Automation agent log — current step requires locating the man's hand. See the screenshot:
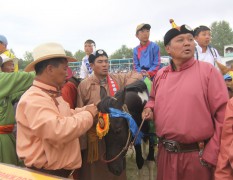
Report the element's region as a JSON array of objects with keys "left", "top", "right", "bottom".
[
  {"left": 142, "top": 107, "right": 153, "bottom": 121},
  {"left": 85, "top": 104, "right": 98, "bottom": 118},
  {"left": 141, "top": 70, "right": 150, "bottom": 78}
]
